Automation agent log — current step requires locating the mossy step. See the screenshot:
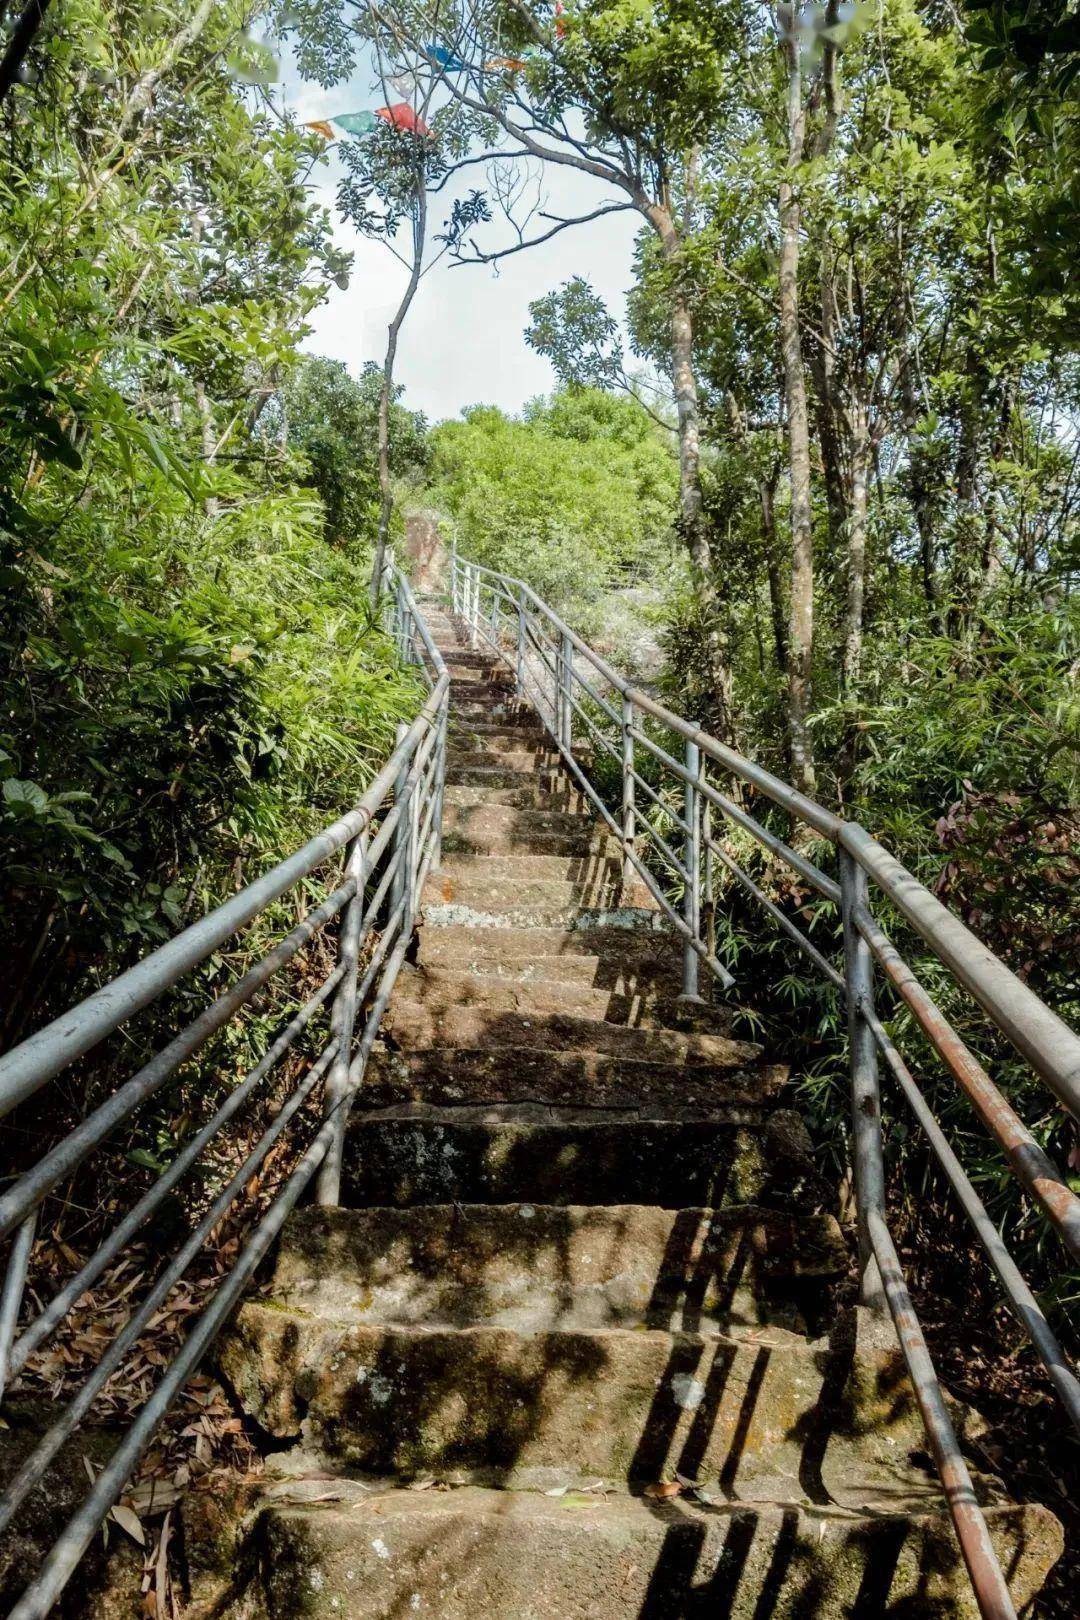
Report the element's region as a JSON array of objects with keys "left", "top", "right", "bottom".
[
  {"left": 225, "top": 1483, "right": 1063, "bottom": 1620},
  {"left": 390, "top": 963, "right": 732, "bottom": 1028},
  {"left": 362, "top": 1044, "right": 781, "bottom": 1114},
  {"left": 262, "top": 1203, "right": 847, "bottom": 1335},
  {"left": 443, "top": 782, "right": 589, "bottom": 810},
  {"left": 339, "top": 1104, "right": 819, "bottom": 1209},
  {"left": 381, "top": 1001, "right": 772, "bottom": 1074},
  {"left": 220, "top": 1305, "right": 947, "bottom": 1503}
]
